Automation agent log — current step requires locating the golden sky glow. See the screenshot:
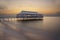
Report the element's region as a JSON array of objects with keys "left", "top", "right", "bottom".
[{"left": 0, "top": 0, "right": 60, "bottom": 14}]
